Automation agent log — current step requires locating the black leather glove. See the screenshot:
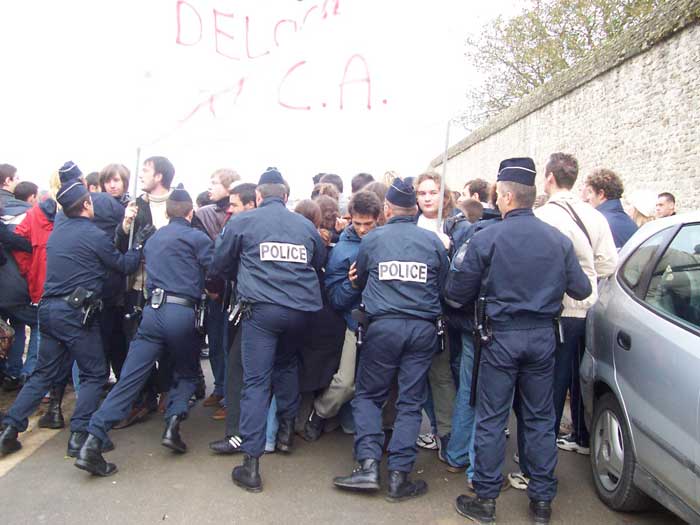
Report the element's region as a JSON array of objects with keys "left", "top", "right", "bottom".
[{"left": 133, "top": 224, "right": 157, "bottom": 250}]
